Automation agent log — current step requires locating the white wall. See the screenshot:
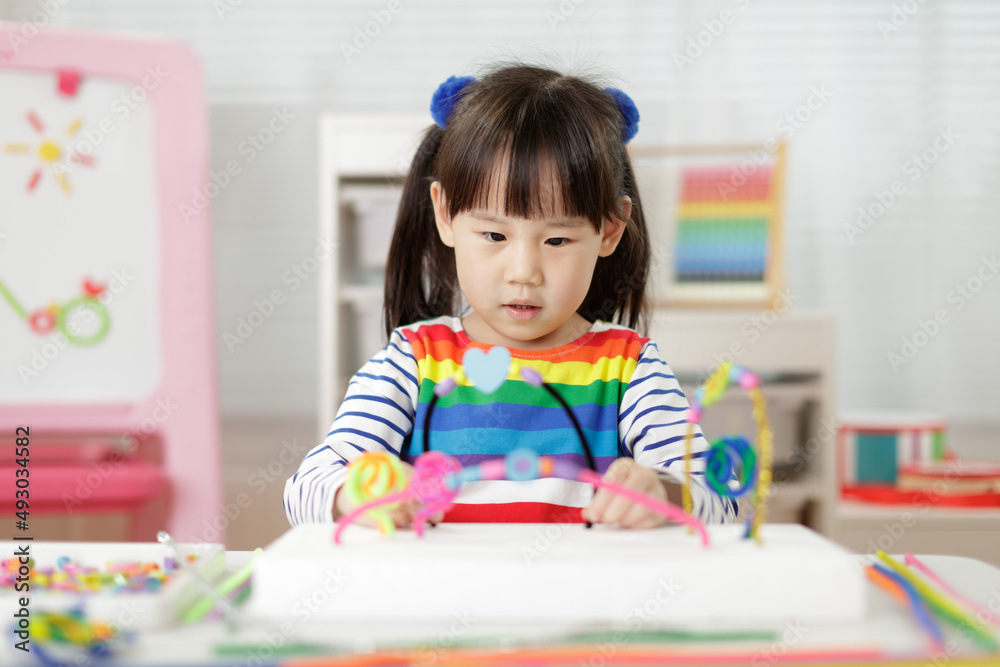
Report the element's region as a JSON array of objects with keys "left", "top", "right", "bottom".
[{"left": 6, "top": 1, "right": 998, "bottom": 454}]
